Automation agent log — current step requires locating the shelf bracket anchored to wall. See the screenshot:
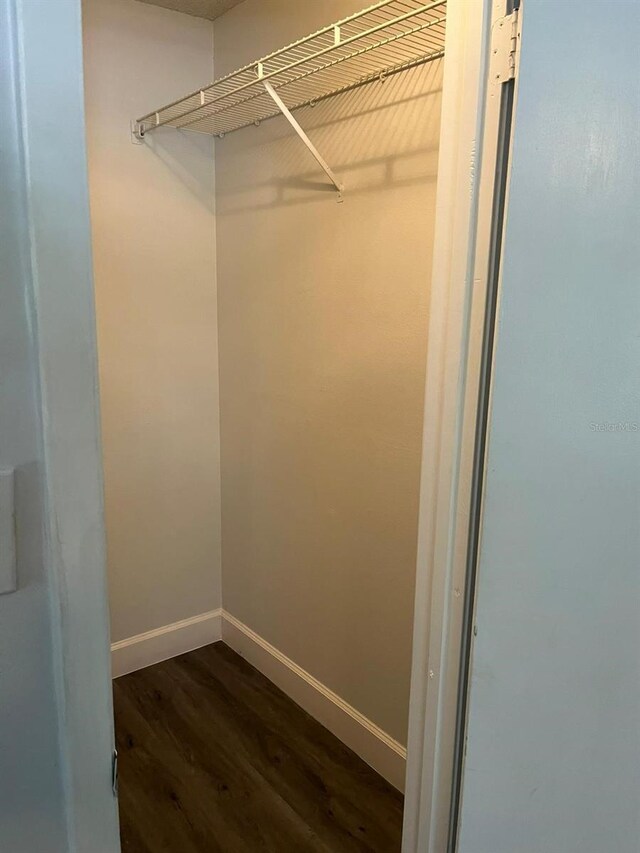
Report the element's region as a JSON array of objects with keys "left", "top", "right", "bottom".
[{"left": 262, "top": 81, "right": 344, "bottom": 201}]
